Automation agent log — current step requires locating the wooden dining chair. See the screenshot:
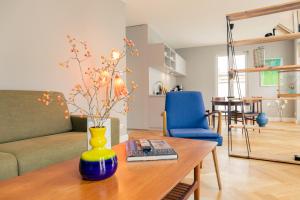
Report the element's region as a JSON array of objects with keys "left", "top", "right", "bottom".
[
  {"left": 212, "top": 97, "right": 227, "bottom": 126},
  {"left": 234, "top": 98, "right": 262, "bottom": 131}
]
